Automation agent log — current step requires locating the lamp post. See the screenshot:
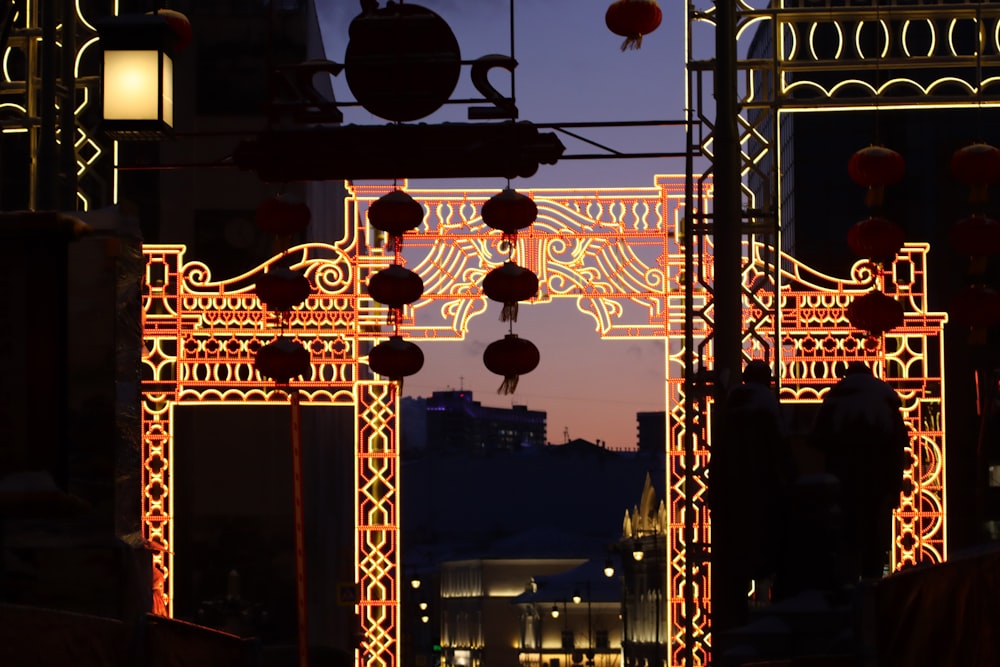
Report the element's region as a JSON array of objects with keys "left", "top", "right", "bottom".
[{"left": 571, "top": 582, "right": 594, "bottom": 666}]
